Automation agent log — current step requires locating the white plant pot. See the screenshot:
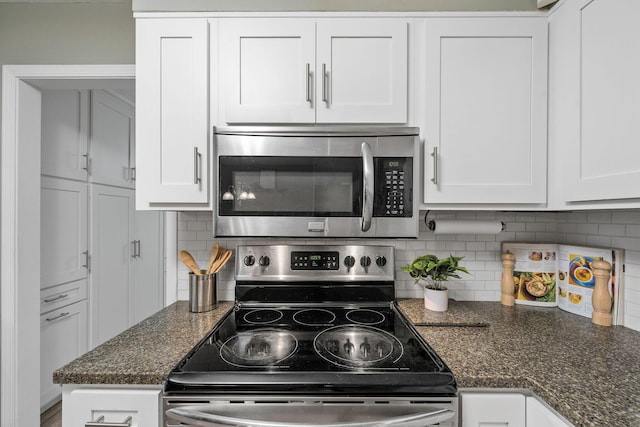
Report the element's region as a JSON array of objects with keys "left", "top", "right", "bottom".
[{"left": 424, "top": 286, "right": 449, "bottom": 312}]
